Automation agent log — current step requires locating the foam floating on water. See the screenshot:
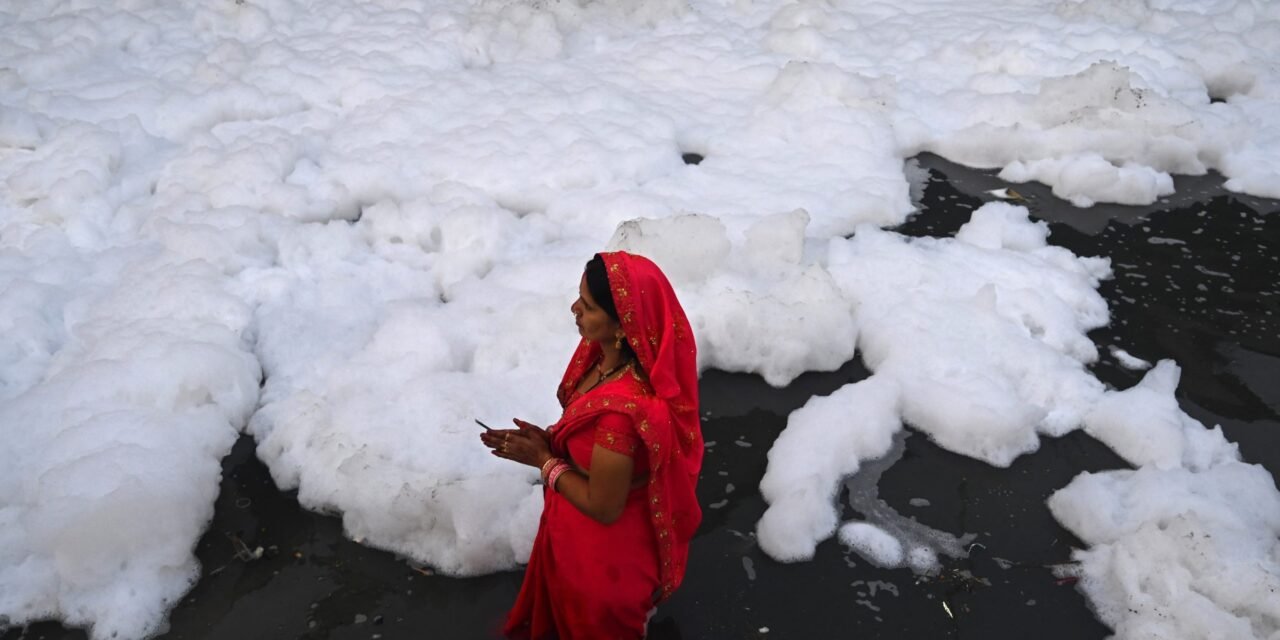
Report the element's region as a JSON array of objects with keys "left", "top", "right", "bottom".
[{"left": 2, "top": 0, "right": 1280, "bottom": 638}]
